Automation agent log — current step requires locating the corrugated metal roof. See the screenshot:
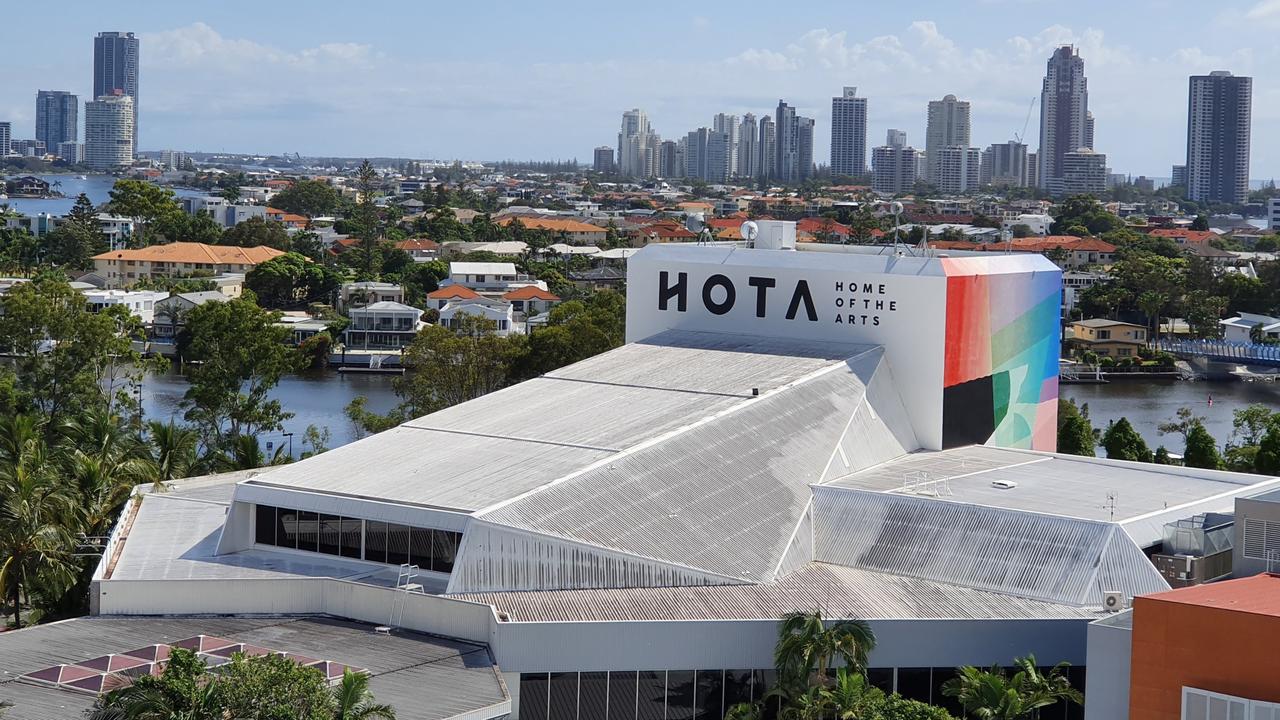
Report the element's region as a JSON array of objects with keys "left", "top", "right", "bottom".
[
  {"left": 825, "top": 445, "right": 1277, "bottom": 541},
  {"left": 244, "top": 330, "right": 876, "bottom": 512},
  {"left": 812, "top": 486, "right": 1169, "bottom": 607},
  {"left": 0, "top": 617, "right": 507, "bottom": 720},
  {"left": 476, "top": 348, "right": 917, "bottom": 584},
  {"left": 455, "top": 562, "right": 1103, "bottom": 622}
]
